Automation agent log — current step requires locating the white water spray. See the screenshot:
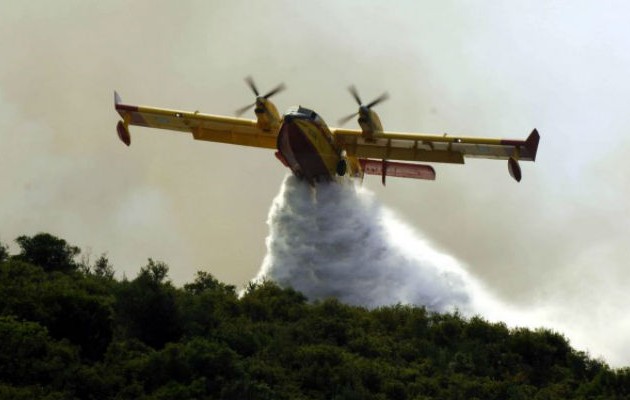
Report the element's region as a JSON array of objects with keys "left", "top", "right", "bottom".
[
  {"left": 253, "top": 175, "right": 630, "bottom": 366},
  {"left": 256, "top": 175, "right": 488, "bottom": 314}
]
